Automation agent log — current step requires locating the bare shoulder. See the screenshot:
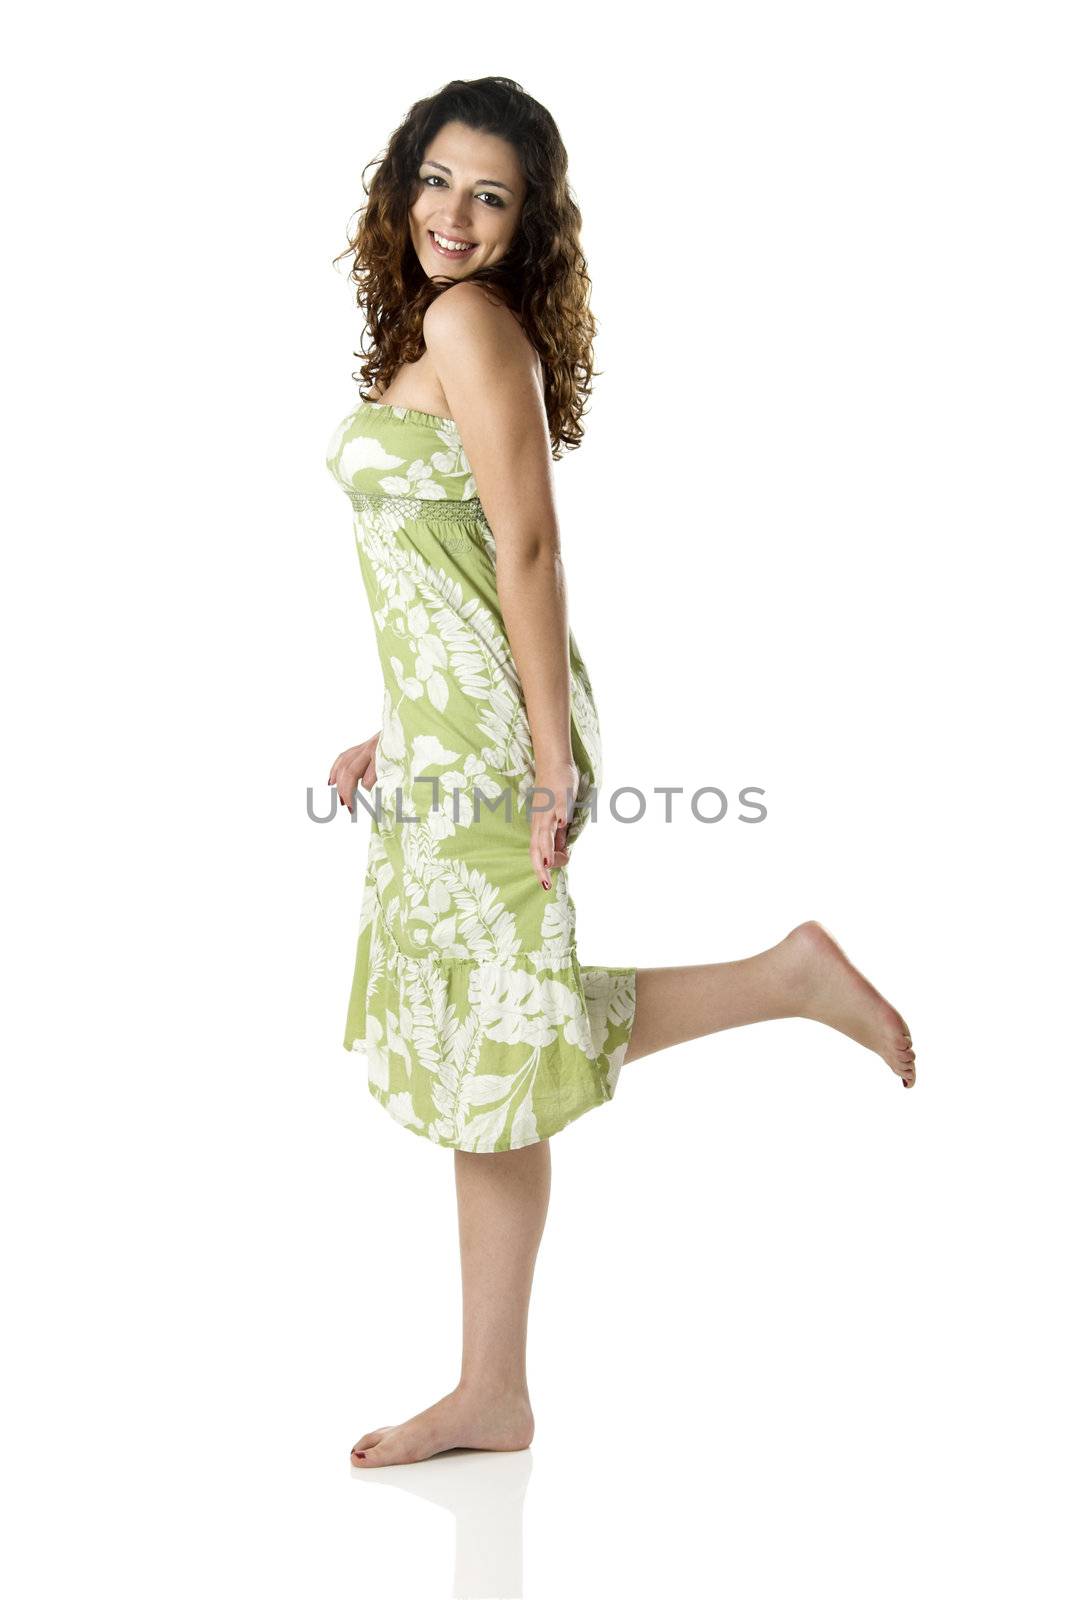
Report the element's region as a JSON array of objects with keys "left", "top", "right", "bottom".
[{"left": 424, "top": 281, "right": 534, "bottom": 367}]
